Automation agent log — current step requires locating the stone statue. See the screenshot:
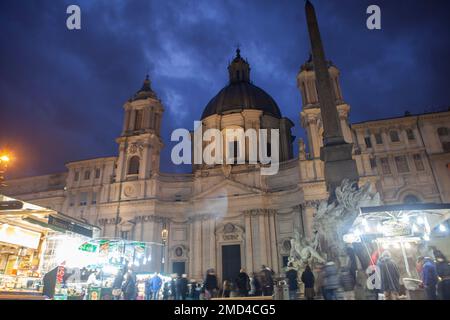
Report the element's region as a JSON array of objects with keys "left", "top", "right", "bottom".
[{"left": 289, "top": 179, "right": 380, "bottom": 269}]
